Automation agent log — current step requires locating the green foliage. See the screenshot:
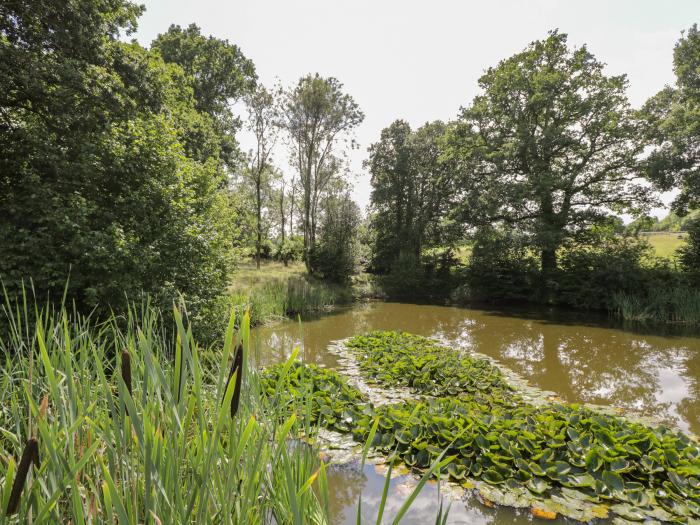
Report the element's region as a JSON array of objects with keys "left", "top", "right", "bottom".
[
  {"left": 345, "top": 332, "right": 513, "bottom": 399},
  {"left": 261, "top": 362, "right": 367, "bottom": 434},
  {"left": 613, "top": 287, "right": 700, "bottom": 324},
  {"left": 0, "top": 4, "right": 250, "bottom": 341},
  {"left": 463, "top": 227, "right": 539, "bottom": 303},
  {"left": 310, "top": 194, "right": 361, "bottom": 283},
  {"left": 367, "top": 120, "right": 458, "bottom": 274},
  {"left": 275, "top": 236, "right": 305, "bottom": 265},
  {"left": 642, "top": 24, "right": 700, "bottom": 213},
  {"left": 231, "top": 277, "right": 345, "bottom": 326},
  {"left": 556, "top": 234, "right": 661, "bottom": 310},
  {"left": 679, "top": 217, "right": 700, "bottom": 286},
  {"left": 280, "top": 74, "right": 364, "bottom": 272},
  {"left": 445, "top": 31, "right": 652, "bottom": 290},
  {"left": 265, "top": 332, "right": 700, "bottom": 523}
]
